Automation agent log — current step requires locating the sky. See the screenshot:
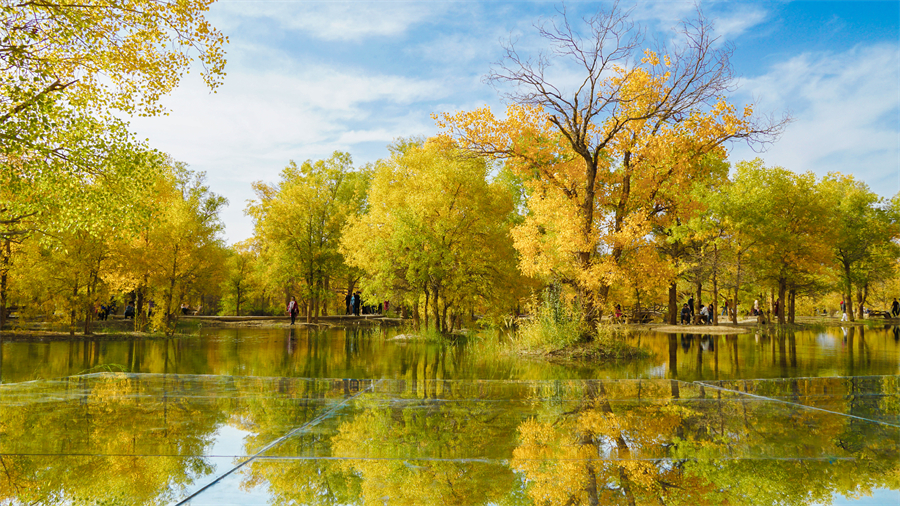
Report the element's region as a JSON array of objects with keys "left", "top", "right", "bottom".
[{"left": 126, "top": 0, "right": 900, "bottom": 244}]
